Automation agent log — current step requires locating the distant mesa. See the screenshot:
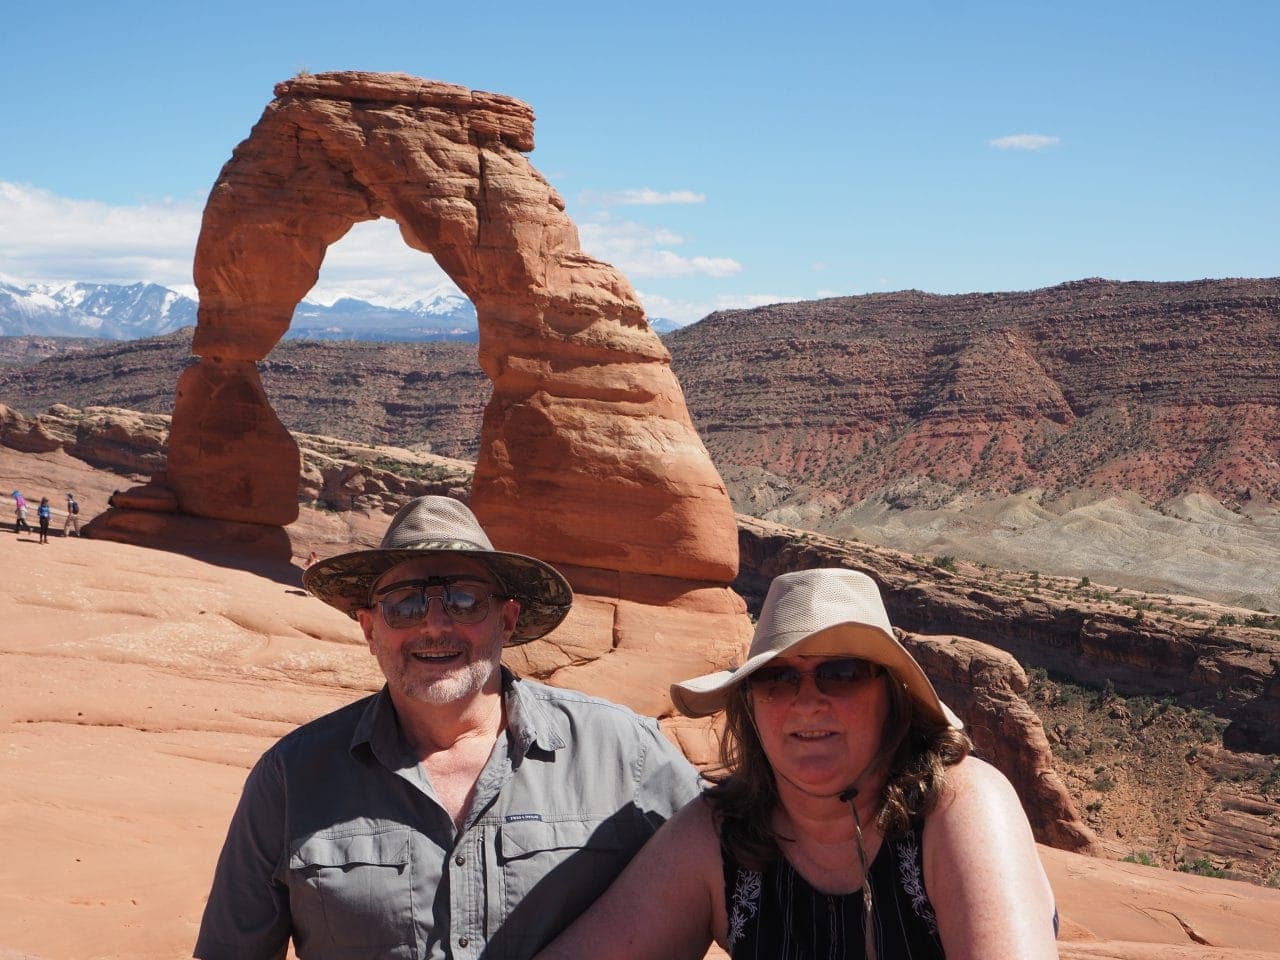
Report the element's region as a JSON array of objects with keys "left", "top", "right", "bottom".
[{"left": 89, "top": 71, "right": 751, "bottom": 707}]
